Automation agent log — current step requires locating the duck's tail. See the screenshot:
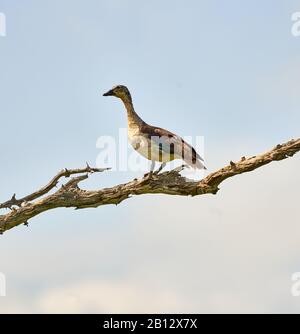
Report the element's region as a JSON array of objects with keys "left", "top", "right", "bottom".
[{"left": 184, "top": 157, "right": 207, "bottom": 170}]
